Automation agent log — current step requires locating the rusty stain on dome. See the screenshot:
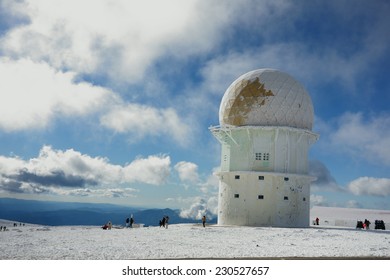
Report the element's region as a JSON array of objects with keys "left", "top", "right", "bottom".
[{"left": 223, "top": 77, "right": 274, "bottom": 126}]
